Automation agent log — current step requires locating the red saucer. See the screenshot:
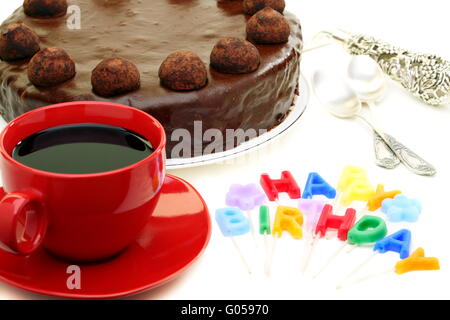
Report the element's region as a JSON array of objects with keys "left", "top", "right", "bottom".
[{"left": 0, "top": 174, "right": 211, "bottom": 299}]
